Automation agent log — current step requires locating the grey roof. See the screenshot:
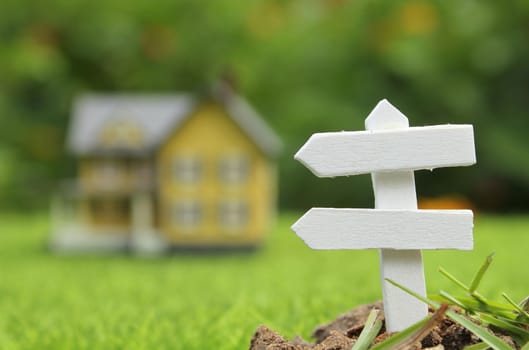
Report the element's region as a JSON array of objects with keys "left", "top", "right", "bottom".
[
  {"left": 223, "top": 94, "right": 282, "bottom": 157},
  {"left": 67, "top": 93, "right": 282, "bottom": 157}
]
